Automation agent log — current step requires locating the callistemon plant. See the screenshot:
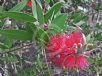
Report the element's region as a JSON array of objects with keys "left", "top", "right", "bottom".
[{"left": 46, "top": 31, "right": 89, "bottom": 70}]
